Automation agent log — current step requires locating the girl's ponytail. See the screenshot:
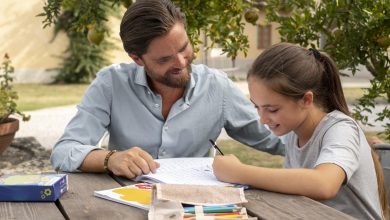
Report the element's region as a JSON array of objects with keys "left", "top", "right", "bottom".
[{"left": 309, "top": 49, "right": 350, "bottom": 116}]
